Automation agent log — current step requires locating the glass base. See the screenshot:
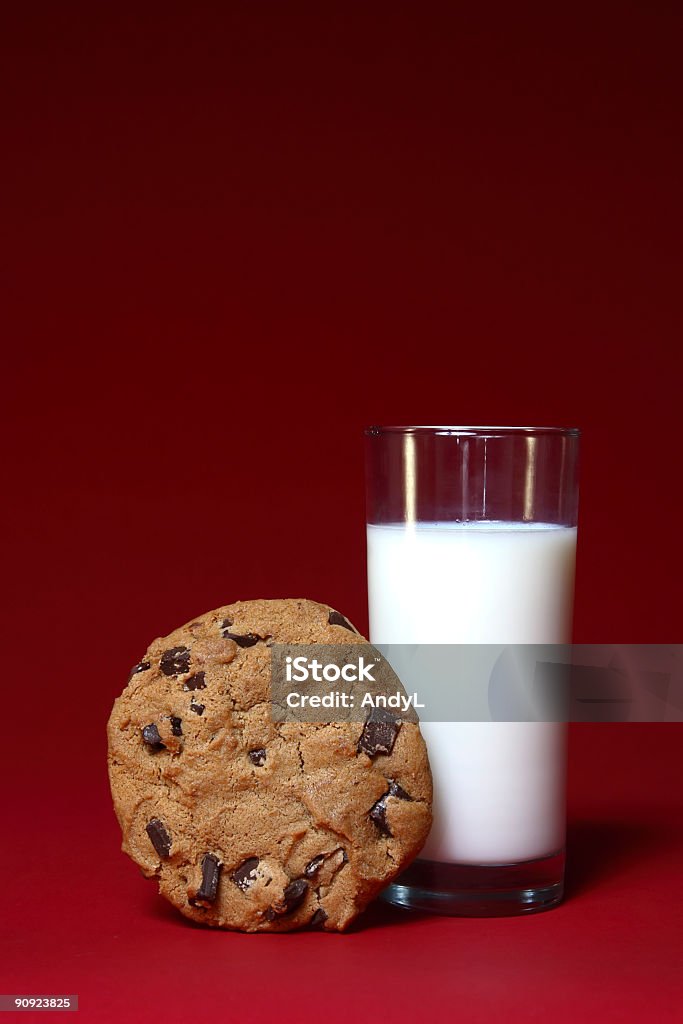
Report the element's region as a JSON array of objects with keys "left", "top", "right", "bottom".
[{"left": 381, "top": 849, "right": 565, "bottom": 917}]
